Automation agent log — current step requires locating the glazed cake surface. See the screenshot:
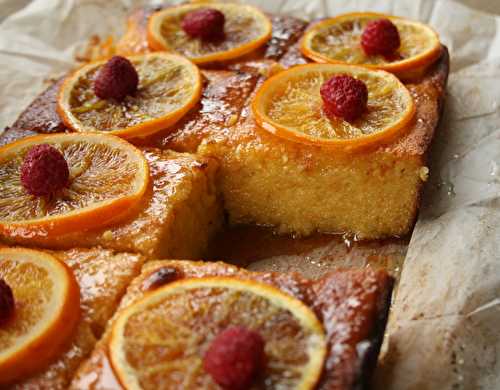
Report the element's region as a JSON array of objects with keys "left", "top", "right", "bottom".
[
  {"left": 0, "top": 10, "right": 448, "bottom": 239},
  {"left": 162, "top": 11, "right": 448, "bottom": 238},
  {"left": 0, "top": 8, "right": 446, "bottom": 390},
  {"left": 0, "top": 148, "right": 222, "bottom": 260},
  {"left": 5, "top": 247, "right": 144, "bottom": 390},
  {"left": 71, "top": 260, "right": 393, "bottom": 390}
]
